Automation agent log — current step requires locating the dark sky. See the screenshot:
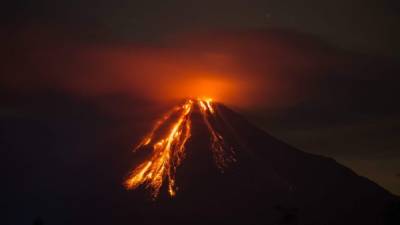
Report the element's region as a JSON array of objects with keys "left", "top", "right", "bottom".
[
  {"left": 3, "top": 0, "right": 400, "bottom": 57},
  {"left": 1, "top": 0, "right": 400, "bottom": 198}
]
